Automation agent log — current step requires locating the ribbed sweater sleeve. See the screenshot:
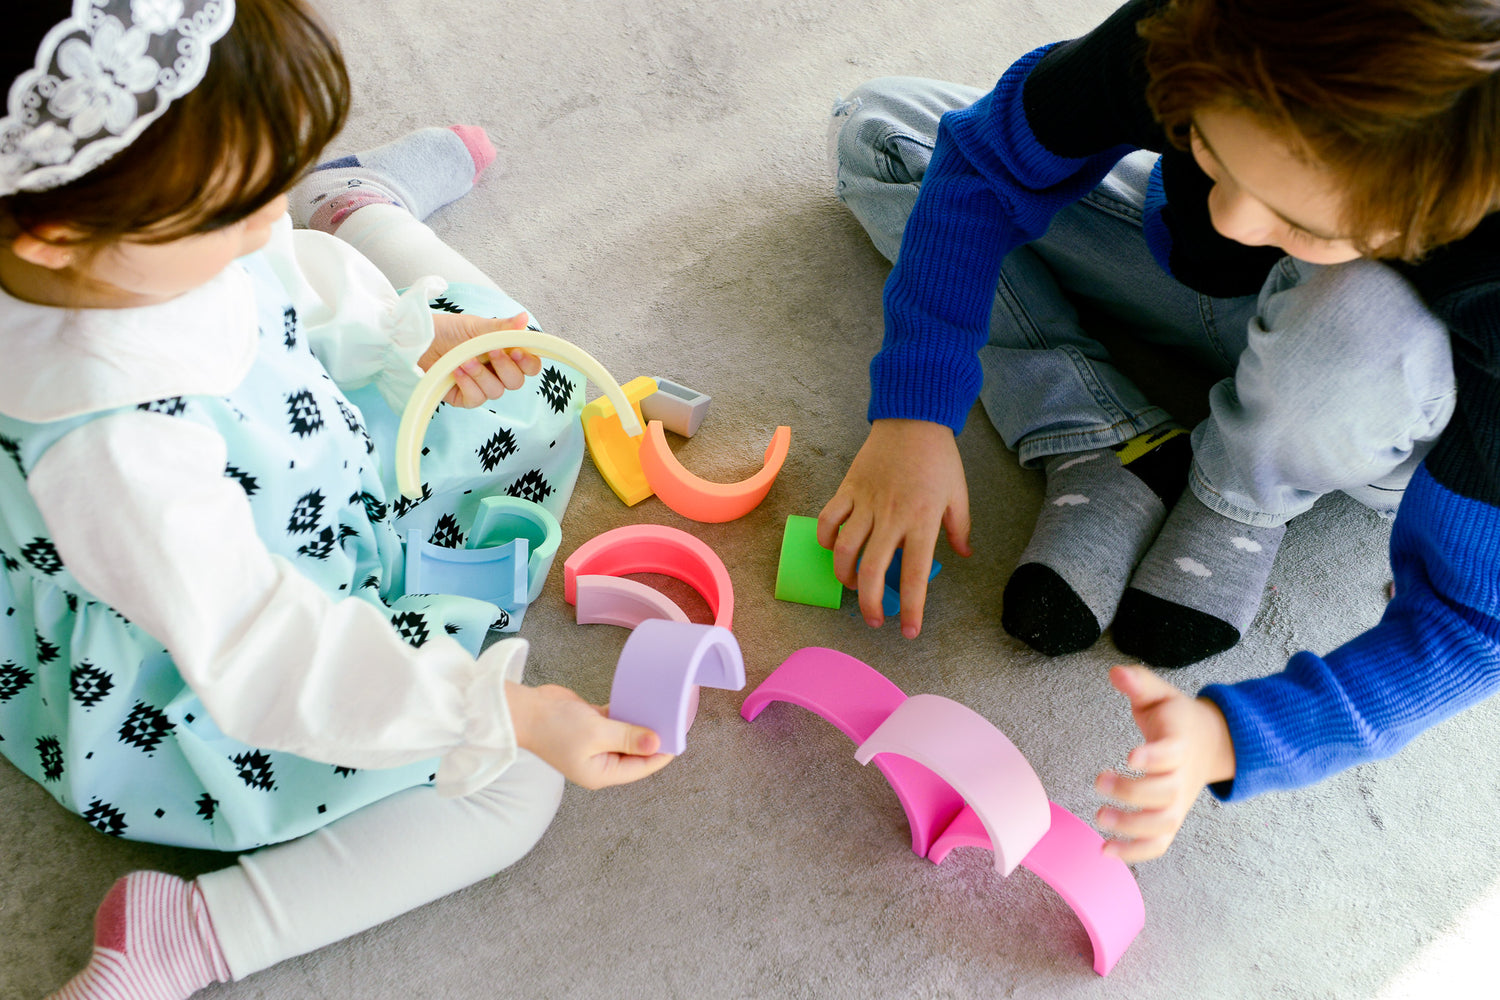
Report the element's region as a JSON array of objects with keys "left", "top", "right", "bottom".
[{"left": 867, "top": 43, "right": 1134, "bottom": 431}]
